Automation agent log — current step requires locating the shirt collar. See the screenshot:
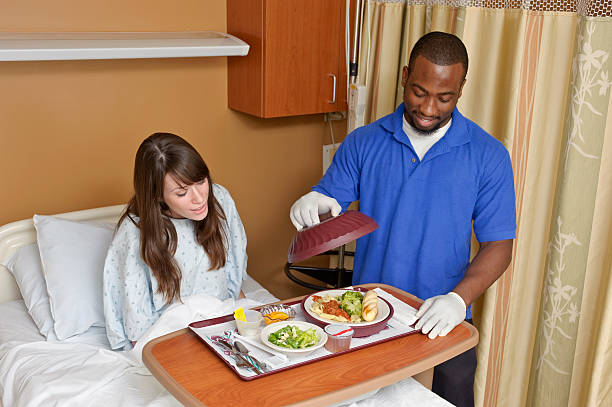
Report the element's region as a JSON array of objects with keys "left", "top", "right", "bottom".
[{"left": 382, "top": 104, "right": 471, "bottom": 148}]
